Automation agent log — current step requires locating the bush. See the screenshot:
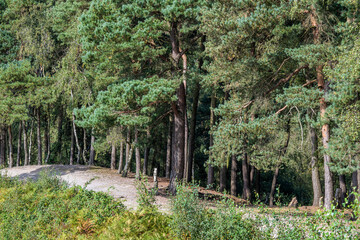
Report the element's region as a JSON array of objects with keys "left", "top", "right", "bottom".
[{"left": 170, "top": 183, "right": 260, "bottom": 240}]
